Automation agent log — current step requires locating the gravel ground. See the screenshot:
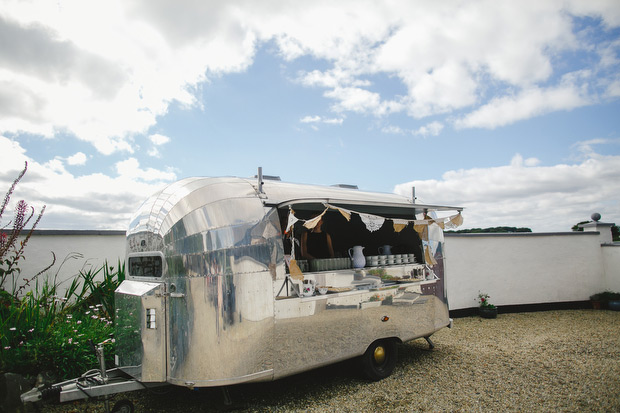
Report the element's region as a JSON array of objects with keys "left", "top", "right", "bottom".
[{"left": 39, "top": 310, "right": 620, "bottom": 412}]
